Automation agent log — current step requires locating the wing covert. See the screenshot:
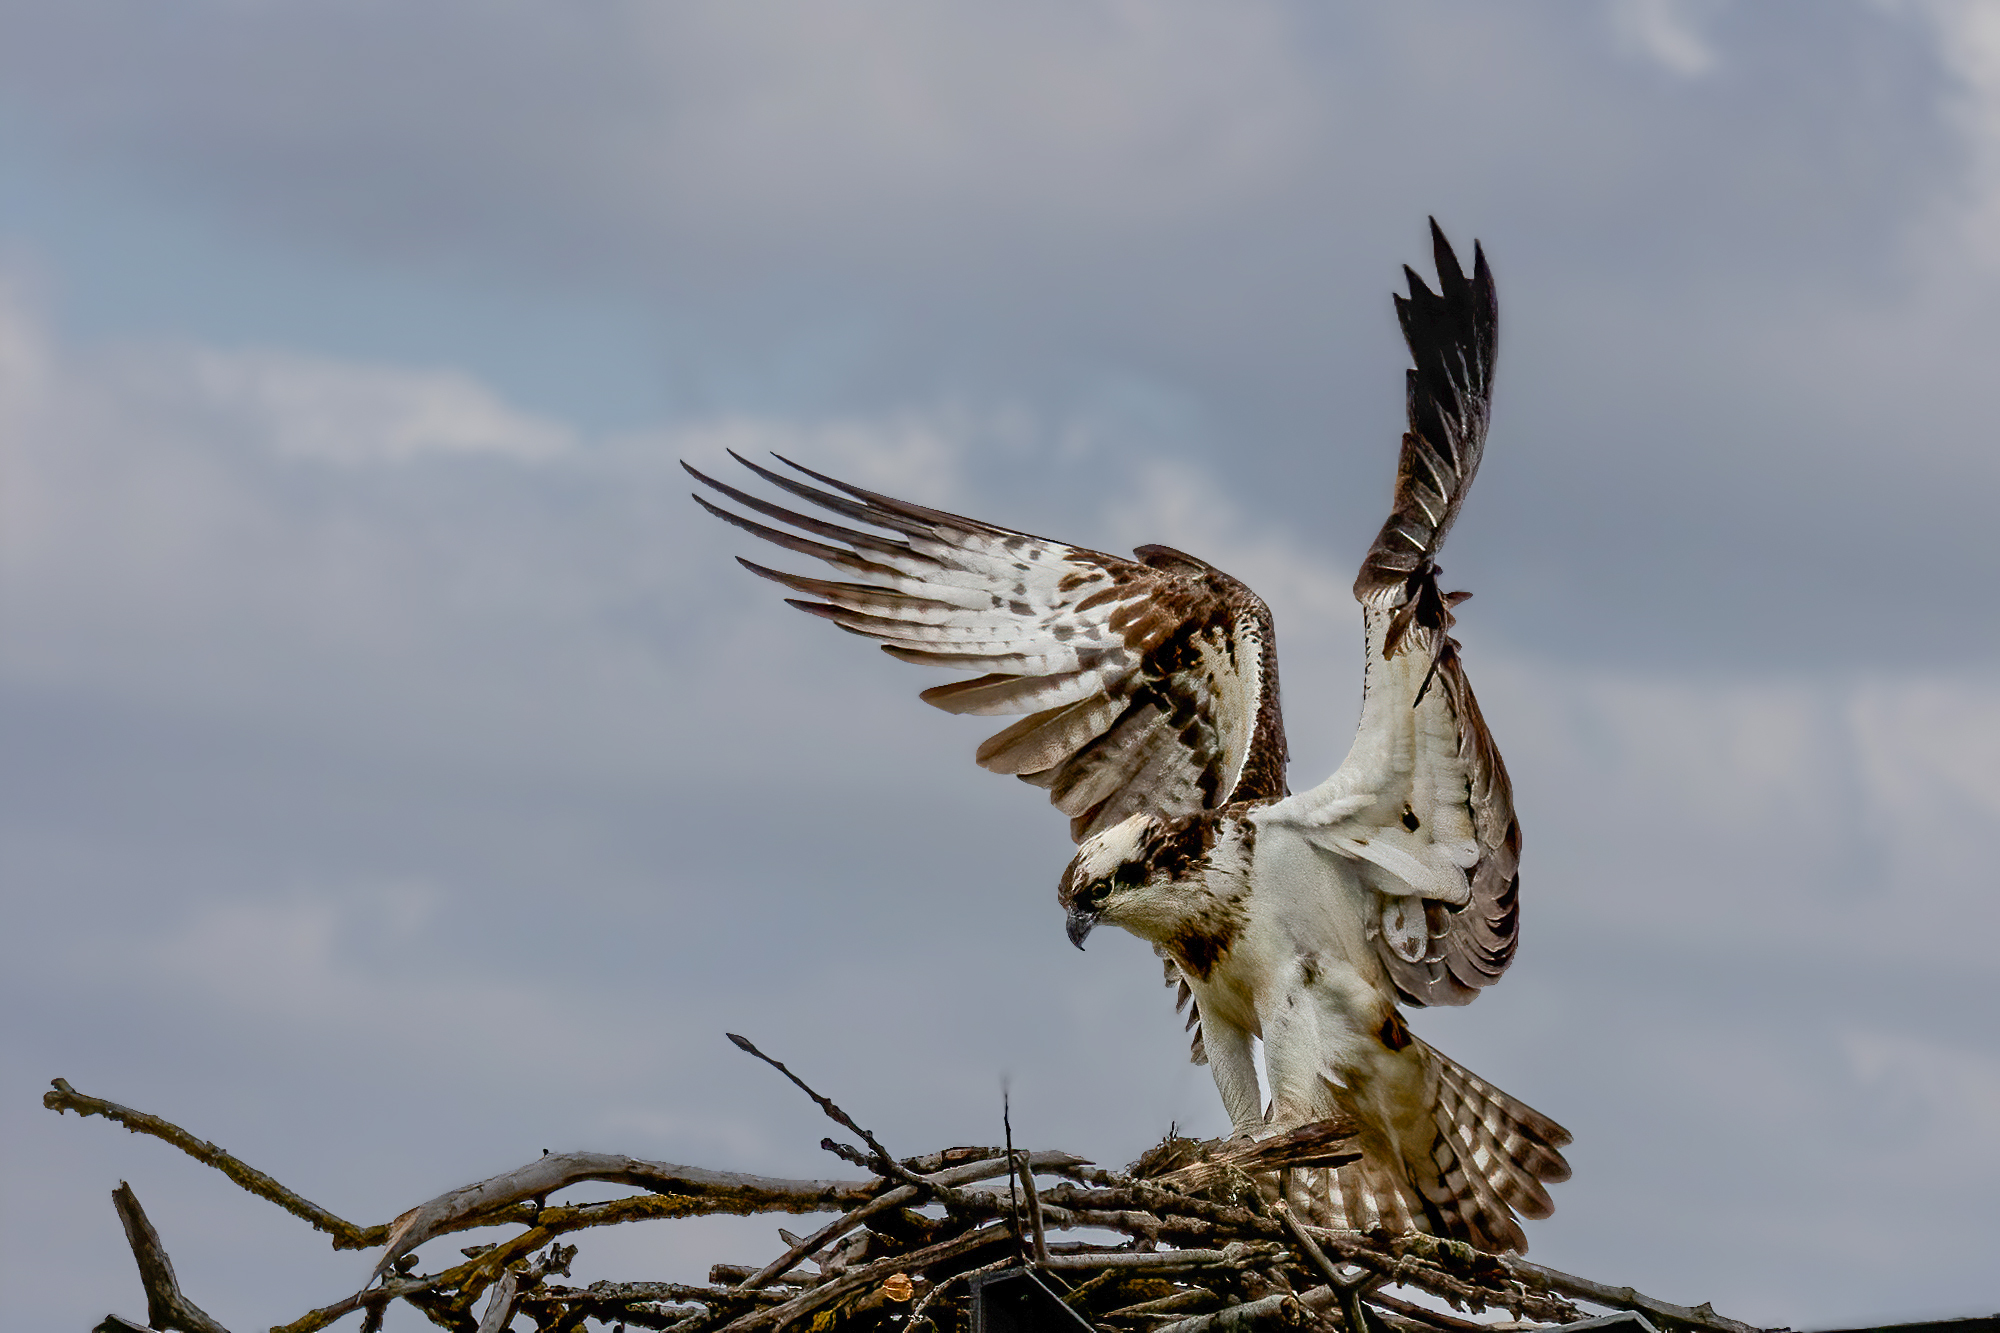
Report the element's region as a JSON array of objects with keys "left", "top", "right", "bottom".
[{"left": 687, "top": 453, "right": 1287, "bottom": 842}]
